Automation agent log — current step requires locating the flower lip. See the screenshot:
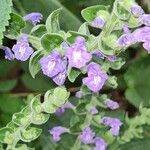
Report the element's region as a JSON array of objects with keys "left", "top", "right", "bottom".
[
  {"left": 91, "top": 16, "right": 105, "bottom": 29},
  {"left": 130, "top": 5, "right": 144, "bottom": 17},
  {"left": 23, "top": 12, "right": 43, "bottom": 26},
  {"left": 49, "top": 126, "right": 69, "bottom": 142},
  {"left": 3, "top": 47, "right": 15, "bottom": 61},
  {"left": 12, "top": 34, "right": 33, "bottom": 61},
  {"left": 80, "top": 127, "right": 95, "bottom": 144},
  {"left": 83, "top": 63, "right": 108, "bottom": 92},
  {"left": 65, "top": 36, "right": 92, "bottom": 68}
]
